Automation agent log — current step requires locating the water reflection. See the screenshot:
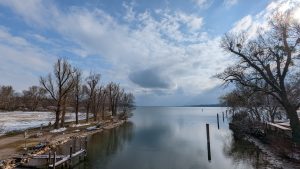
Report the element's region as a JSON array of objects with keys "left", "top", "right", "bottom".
[
  {"left": 223, "top": 139, "right": 271, "bottom": 169},
  {"left": 73, "top": 107, "right": 270, "bottom": 169},
  {"left": 83, "top": 122, "right": 134, "bottom": 169}
]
